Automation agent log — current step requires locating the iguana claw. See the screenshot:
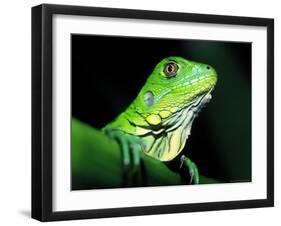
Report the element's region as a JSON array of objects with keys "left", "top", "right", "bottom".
[{"left": 180, "top": 155, "right": 199, "bottom": 184}]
